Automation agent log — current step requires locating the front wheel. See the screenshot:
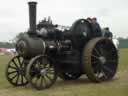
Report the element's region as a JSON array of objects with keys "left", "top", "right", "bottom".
[
  {"left": 6, "top": 56, "right": 28, "bottom": 86},
  {"left": 26, "top": 55, "right": 57, "bottom": 90}
]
